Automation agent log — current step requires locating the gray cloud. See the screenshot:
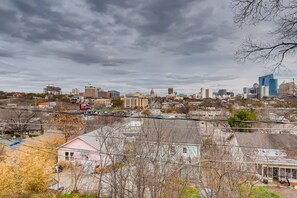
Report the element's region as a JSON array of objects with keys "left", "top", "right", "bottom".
[
  {"left": 0, "top": 48, "right": 14, "bottom": 57},
  {"left": 0, "top": 0, "right": 293, "bottom": 93}
]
